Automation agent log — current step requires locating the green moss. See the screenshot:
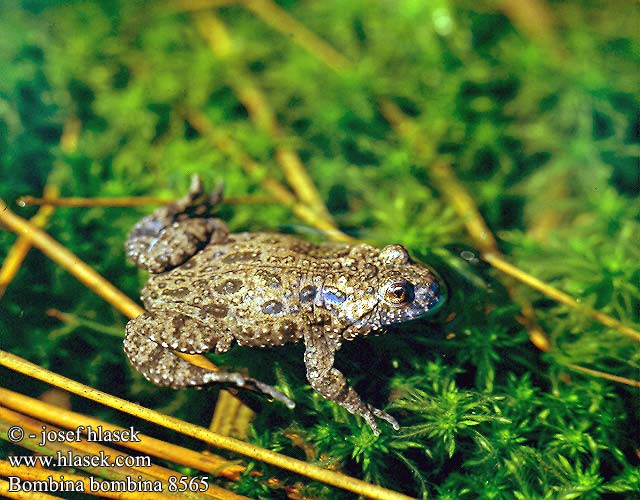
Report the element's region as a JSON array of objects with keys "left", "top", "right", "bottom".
[{"left": 1, "top": 1, "right": 637, "bottom": 498}]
